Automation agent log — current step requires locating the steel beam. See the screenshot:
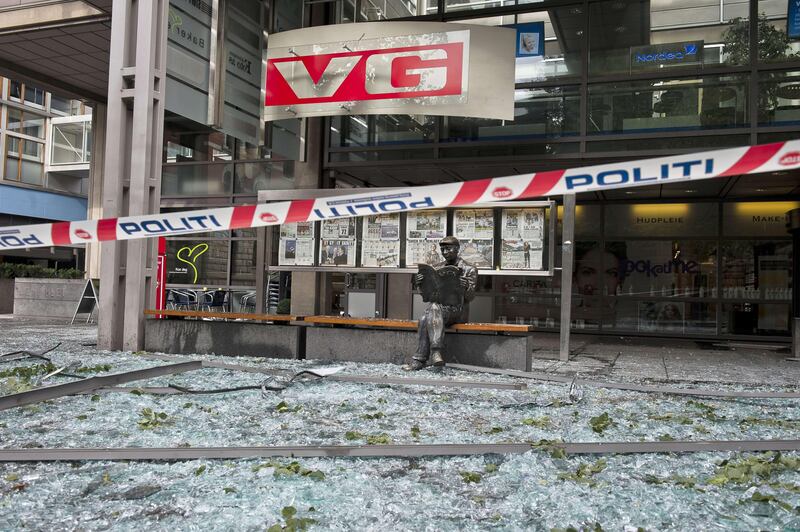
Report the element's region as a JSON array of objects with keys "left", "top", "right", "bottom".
[
  {"left": 449, "top": 363, "right": 800, "bottom": 399},
  {"left": 0, "top": 361, "right": 201, "bottom": 410},
  {"left": 1, "top": 439, "right": 798, "bottom": 461}
]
